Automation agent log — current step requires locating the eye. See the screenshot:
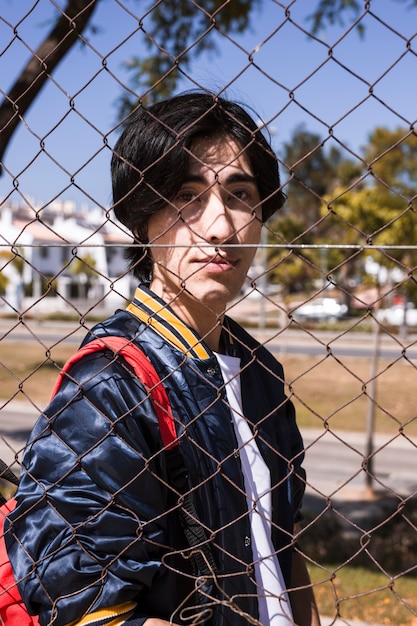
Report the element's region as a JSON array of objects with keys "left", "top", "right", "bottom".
[
  {"left": 232, "top": 189, "right": 248, "bottom": 201},
  {"left": 178, "top": 192, "right": 195, "bottom": 203},
  {"left": 227, "top": 186, "right": 258, "bottom": 208},
  {"left": 173, "top": 187, "right": 201, "bottom": 207}
]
